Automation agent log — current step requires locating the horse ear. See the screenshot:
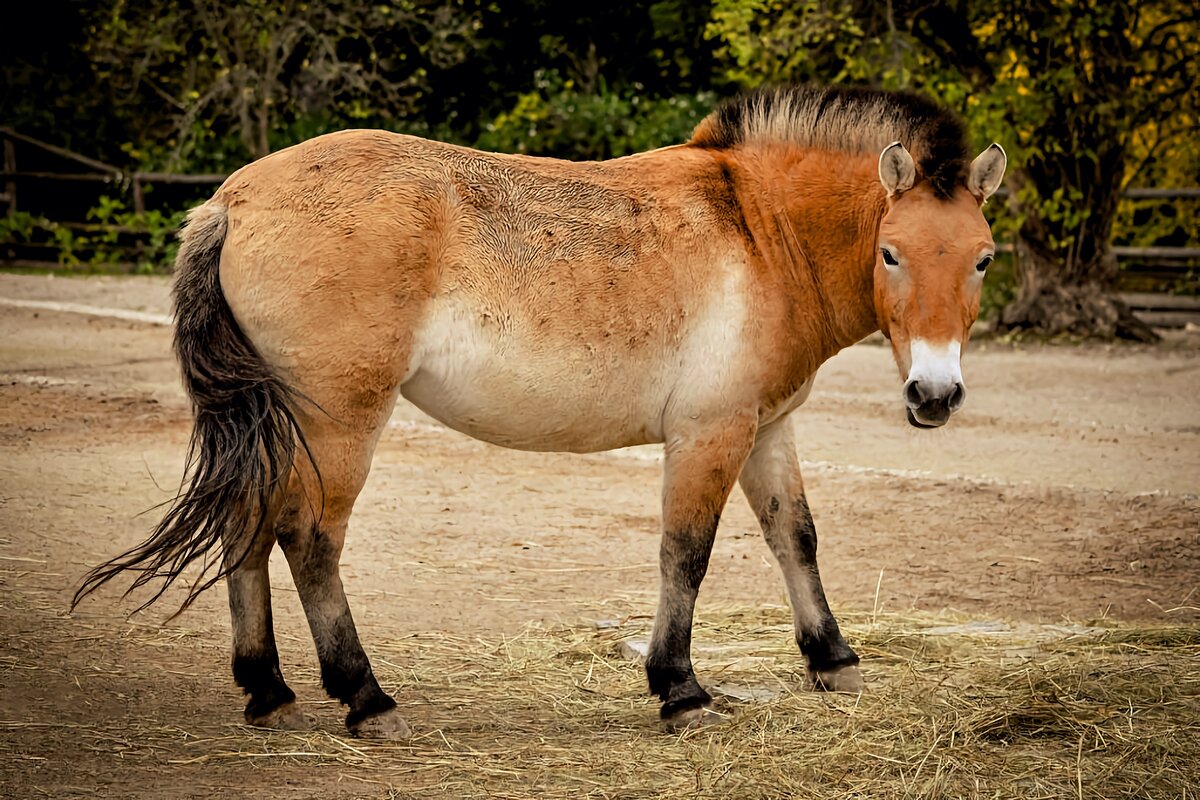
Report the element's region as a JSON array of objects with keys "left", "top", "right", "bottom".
[
  {"left": 878, "top": 142, "right": 916, "bottom": 197},
  {"left": 968, "top": 143, "right": 1007, "bottom": 201}
]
